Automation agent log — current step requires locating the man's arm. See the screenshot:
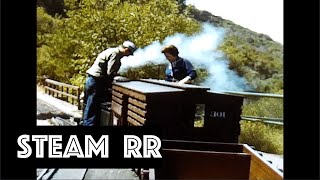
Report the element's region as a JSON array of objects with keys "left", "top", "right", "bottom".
[
  {"left": 184, "top": 60, "right": 197, "bottom": 79},
  {"left": 178, "top": 60, "right": 197, "bottom": 84},
  {"left": 106, "top": 53, "right": 120, "bottom": 76}
]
